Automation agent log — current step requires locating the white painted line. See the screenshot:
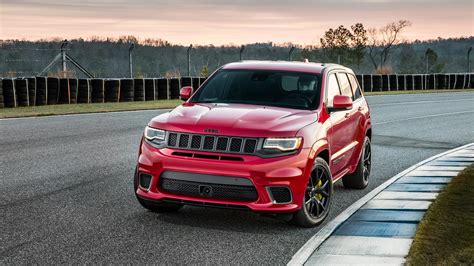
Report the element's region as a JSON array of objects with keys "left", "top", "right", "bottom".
[
  {"left": 426, "top": 161, "right": 472, "bottom": 166},
  {"left": 314, "top": 236, "right": 413, "bottom": 257},
  {"left": 372, "top": 110, "right": 474, "bottom": 126},
  {"left": 370, "top": 98, "right": 473, "bottom": 107},
  {"left": 407, "top": 170, "right": 459, "bottom": 177},
  {"left": 374, "top": 191, "right": 438, "bottom": 201},
  {"left": 416, "top": 165, "right": 466, "bottom": 171},
  {"left": 434, "top": 157, "right": 474, "bottom": 162},
  {"left": 305, "top": 254, "right": 406, "bottom": 265},
  {"left": 288, "top": 143, "right": 474, "bottom": 266},
  {"left": 396, "top": 176, "right": 452, "bottom": 184},
  {"left": 362, "top": 199, "right": 432, "bottom": 210}
]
